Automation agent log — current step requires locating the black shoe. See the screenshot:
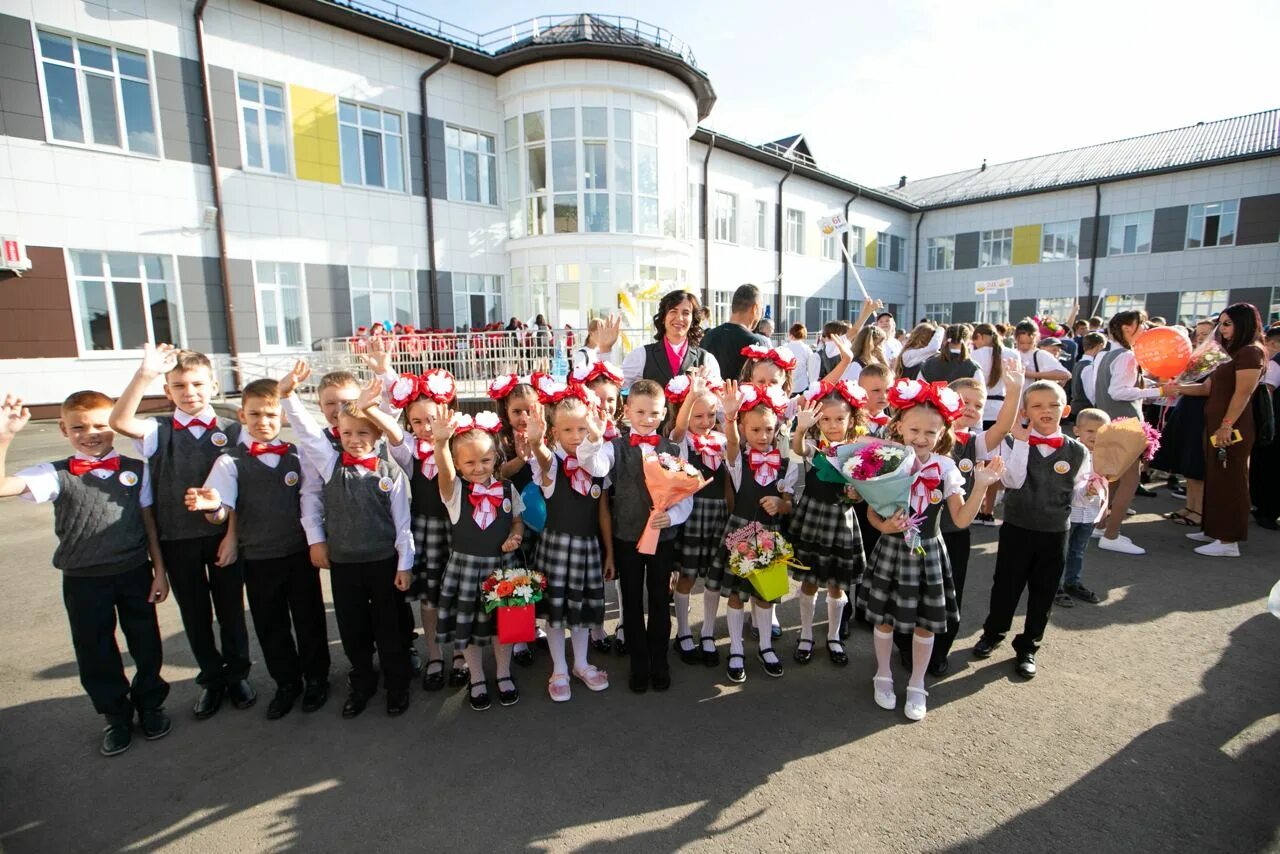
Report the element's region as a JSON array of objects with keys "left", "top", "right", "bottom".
[
  {"left": 591, "top": 635, "right": 613, "bottom": 653},
  {"left": 301, "top": 679, "right": 329, "bottom": 713},
  {"left": 1015, "top": 650, "right": 1037, "bottom": 679},
  {"left": 1054, "top": 590, "right": 1075, "bottom": 608},
  {"left": 928, "top": 657, "right": 950, "bottom": 678},
  {"left": 421, "top": 659, "right": 446, "bottom": 691},
  {"left": 468, "top": 681, "right": 491, "bottom": 711},
  {"left": 447, "top": 656, "right": 469, "bottom": 688},
  {"left": 700, "top": 637, "right": 720, "bottom": 667},
  {"left": 1135, "top": 484, "right": 1157, "bottom": 498},
  {"left": 614, "top": 632, "right": 628, "bottom": 656},
  {"left": 409, "top": 647, "right": 422, "bottom": 676},
  {"left": 386, "top": 689, "right": 410, "bottom": 716},
  {"left": 826, "top": 640, "right": 849, "bottom": 667},
  {"left": 193, "top": 686, "right": 224, "bottom": 720},
  {"left": 1171, "top": 485, "right": 1187, "bottom": 498},
  {"left": 266, "top": 684, "right": 302, "bottom": 720},
  {"left": 101, "top": 722, "right": 132, "bottom": 757},
  {"left": 512, "top": 647, "right": 534, "bottom": 667},
  {"left": 674, "top": 635, "right": 699, "bottom": 666},
  {"left": 972, "top": 636, "right": 1001, "bottom": 659},
  {"left": 497, "top": 676, "right": 520, "bottom": 707},
  {"left": 341, "top": 691, "right": 369, "bottom": 719},
  {"left": 725, "top": 653, "right": 746, "bottom": 684},
  {"left": 793, "top": 638, "right": 814, "bottom": 664},
  {"left": 757, "top": 648, "right": 784, "bottom": 678},
  {"left": 1254, "top": 512, "right": 1279, "bottom": 531},
  {"left": 1064, "top": 582, "right": 1103, "bottom": 604},
  {"left": 628, "top": 671, "right": 649, "bottom": 693},
  {"left": 651, "top": 671, "right": 672, "bottom": 691},
  {"left": 227, "top": 679, "right": 257, "bottom": 710},
  {"left": 139, "top": 707, "right": 172, "bottom": 740}
]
